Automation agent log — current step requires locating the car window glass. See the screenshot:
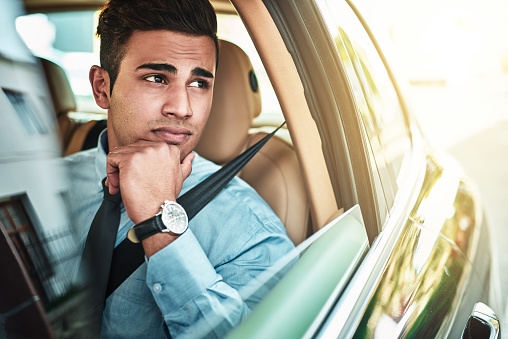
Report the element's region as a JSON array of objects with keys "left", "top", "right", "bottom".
[
  {"left": 15, "top": 12, "right": 283, "bottom": 125},
  {"left": 210, "top": 205, "right": 369, "bottom": 338},
  {"left": 316, "top": 0, "right": 411, "bottom": 206},
  {"left": 15, "top": 11, "right": 101, "bottom": 119},
  {"left": 315, "top": 0, "right": 391, "bottom": 227}
]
